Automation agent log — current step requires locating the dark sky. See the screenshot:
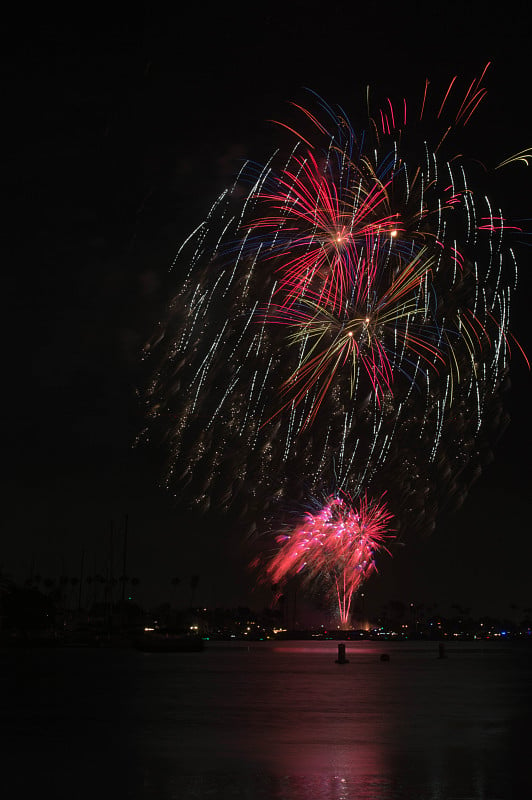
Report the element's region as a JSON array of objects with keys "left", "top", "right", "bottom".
[{"left": 4, "top": 4, "right": 532, "bottom": 618}]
